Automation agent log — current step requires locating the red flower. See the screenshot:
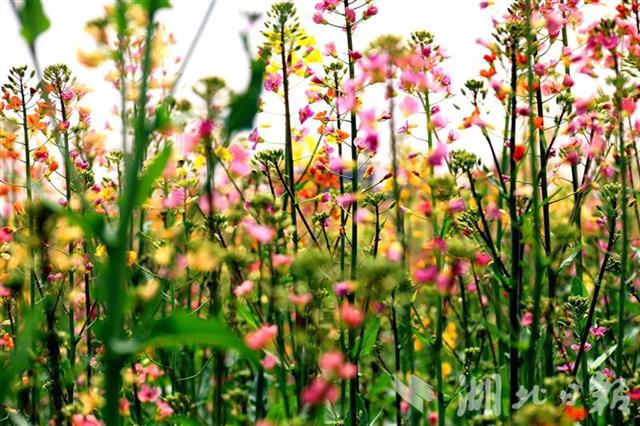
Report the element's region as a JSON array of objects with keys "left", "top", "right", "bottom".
[{"left": 513, "top": 144, "right": 526, "bottom": 162}]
